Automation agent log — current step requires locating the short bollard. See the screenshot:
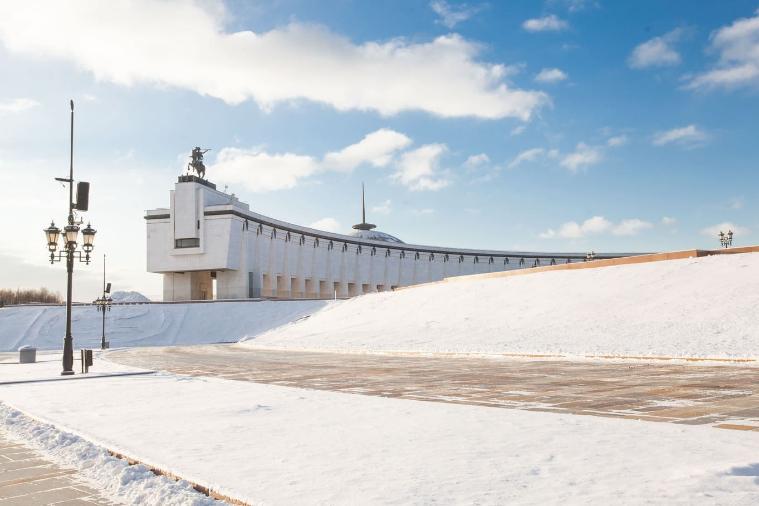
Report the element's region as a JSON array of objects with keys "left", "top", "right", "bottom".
[
  {"left": 19, "top": 346, "right": 37, "bottom": 364},
  {"left": 81, "top": 349, "right": 94, "bottom": 373}
]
